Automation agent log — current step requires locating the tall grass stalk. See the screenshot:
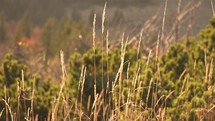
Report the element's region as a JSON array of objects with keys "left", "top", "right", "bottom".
[
  {"left": 4, "top": 86, "right": 8, "bottom": 121},
  {"left": 211, "top": 0, "right": 215, "bottom": 15},
  {"left": 51, "top": 51, "right": 67, "bottom": 121},
  {"left": 92, "top": 13, "right": 97, "bottom": 121},
  {"left": 101, "top": 2, "right": 106, "bottom": 91},
  {"left": 137, "top": 29, "right": 143, "bottom": 60},
  {"left": 80, "top": 66, "right": 86, "bottom": 120},
  {"left": 0, "top": 108, "right": 4, "bottom": 119},
  {"left": 104, "top": 30, "right": 109, "bottom": 120},
  {"left": 175, "top": 0, "right": 181, "bottom": 41},
  {"left": 204, "top": 49, "right": 209, "bottom": 83},
  {"left": 118, "top": 34, "right": 126, "bottom": 119},
  {"left": 17, "top": 81, "right": 20, "bottom": 121},
  {"left": 209, "top": 59, "right": 213, "bottom": 84},
  {"left": 2, "top": 99, "right": 13, "bottom": 121},
  {"left": 72, "top": 65, "right": 87, "bottom": 120},
  {"left": 105, "top": 30, "right": 109, "bottom": 95},
  {"left": 101, "top": 3, "right": 107, "bottom": 118},
  {"left": 146, "top": 78, "right": 153, "bottom": 108},
  {"left": 30, "top": 78, "right": 35, "bottom": 121}
]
